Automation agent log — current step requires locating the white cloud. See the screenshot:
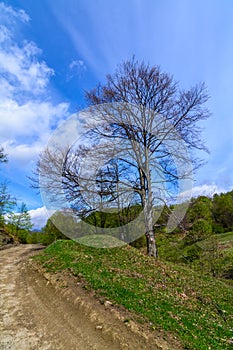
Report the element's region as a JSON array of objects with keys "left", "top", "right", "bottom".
[
  {"left": 0, "top": 40, "right": 54, "bottom": 95},
  {"left": 69, "top": 59, "right": 86, "bottom": 71},
  {"left": 0, "top": 24, "right": 11, "bottom": 43},
  {"left": 5, "top": 206, "right": 51, "bottom": 230},
  {"left": 0, "top": 99, "right": 69, "bottom": 164},
  {"left": 0, "top": 98, "right": 69, "bottom": 164},
  {"left": 29, "top": 206, "right": 54, "bottom": 229},
  {"left": 0, "top": 99, "right": 68, "bottom": 138},
  {"left": 0, "top": 2, "right": 70, "bottom": 165},
  {"left": 0, "top": 2, "right": 30, "bottom": 24},
  {"left": 181, "top": 183, "right": 227, "bottom": 199},
  {"left": 67, "top": 59, "right": 87, "bottom": 80}
]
